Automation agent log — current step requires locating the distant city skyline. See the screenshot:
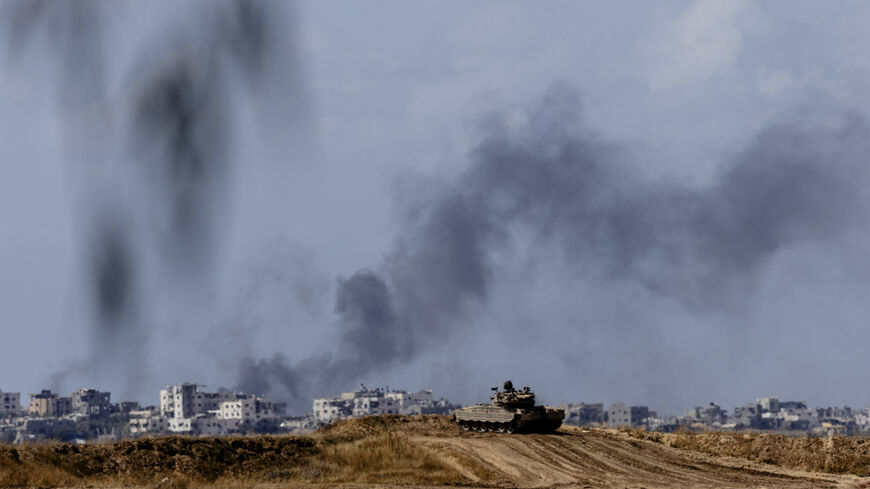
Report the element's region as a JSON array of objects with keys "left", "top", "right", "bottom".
[
  {"left": 0, "top": 380, "right": 865, "bottom": 421},
  {"left": 3, "top": 378, "right": 870, "bottom": 444}
]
